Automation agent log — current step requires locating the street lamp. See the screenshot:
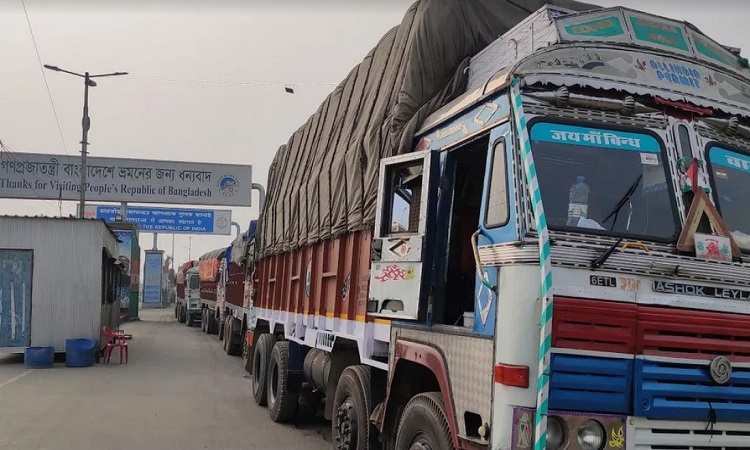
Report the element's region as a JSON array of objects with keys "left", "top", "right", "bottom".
[{"left": 44, "top": 65, "right": 128, "bottom": 218}]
